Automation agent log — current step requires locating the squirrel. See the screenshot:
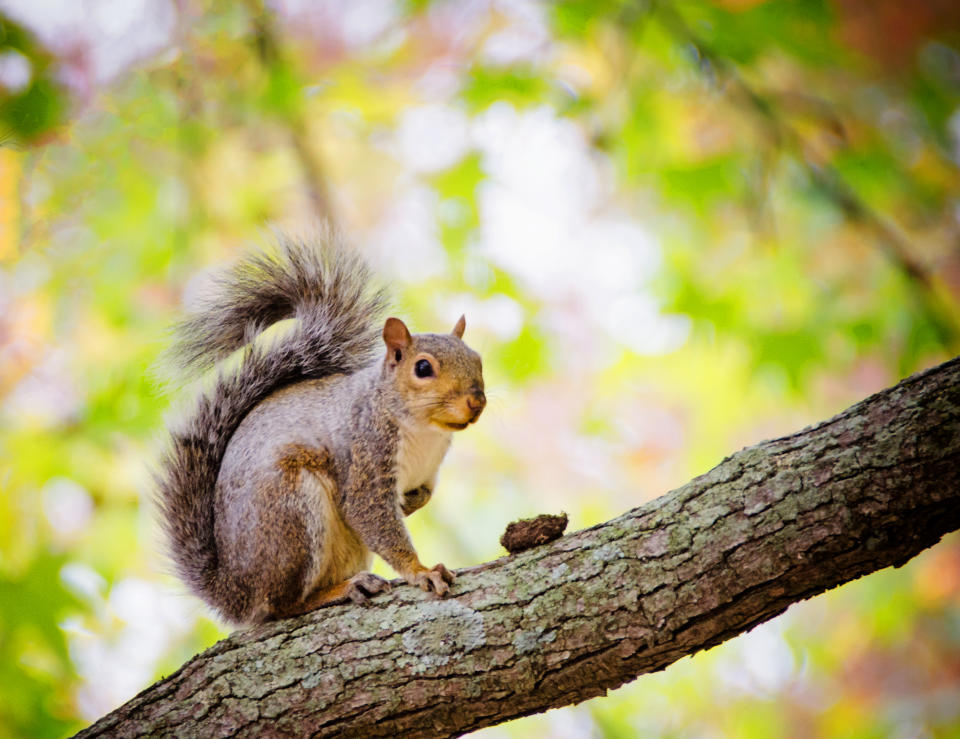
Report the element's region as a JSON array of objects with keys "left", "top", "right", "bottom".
[{"left": 156, "top": 229, "right": 485, "bottom": 624}]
